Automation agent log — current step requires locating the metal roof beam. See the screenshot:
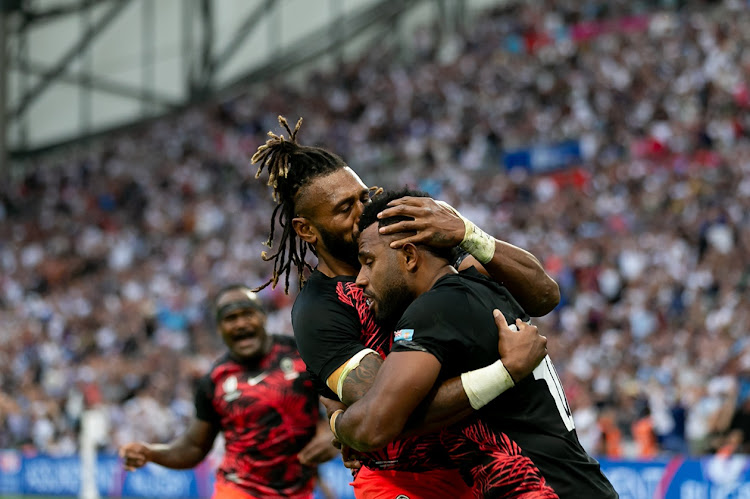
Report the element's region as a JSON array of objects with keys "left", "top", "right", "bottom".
[
  {"left": 221, "top": 0, "right": 419, "bottom": 97},
  {"left": 11, "top": 58, "right": 181, "bottom": 109},
  {"left": 208, "top": 0, "right": 274, "bottom": 76},
  {"left": 14, "top": 0, "right": 112, "bottom": 28},
  {"left": 9, "top": 0, "right": 131, "bottom": 120}
]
